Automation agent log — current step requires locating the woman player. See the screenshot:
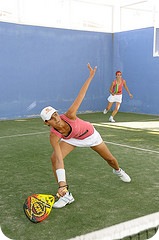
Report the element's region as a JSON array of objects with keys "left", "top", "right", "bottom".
[
  {"left": 40, "top": 64, "right": 131, "bottom": 208},
  {"left": 103, "top": 71, "right": 133, "bottom": 122}
]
